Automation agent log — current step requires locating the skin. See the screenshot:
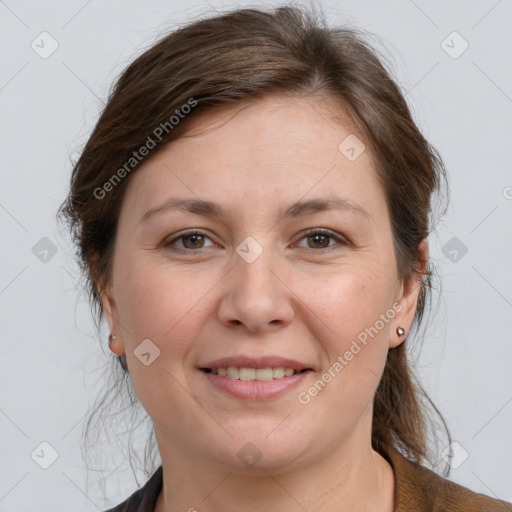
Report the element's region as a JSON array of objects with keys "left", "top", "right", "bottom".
[{"left": 101, "top": 95, "right": 427, "bottom": 512}]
